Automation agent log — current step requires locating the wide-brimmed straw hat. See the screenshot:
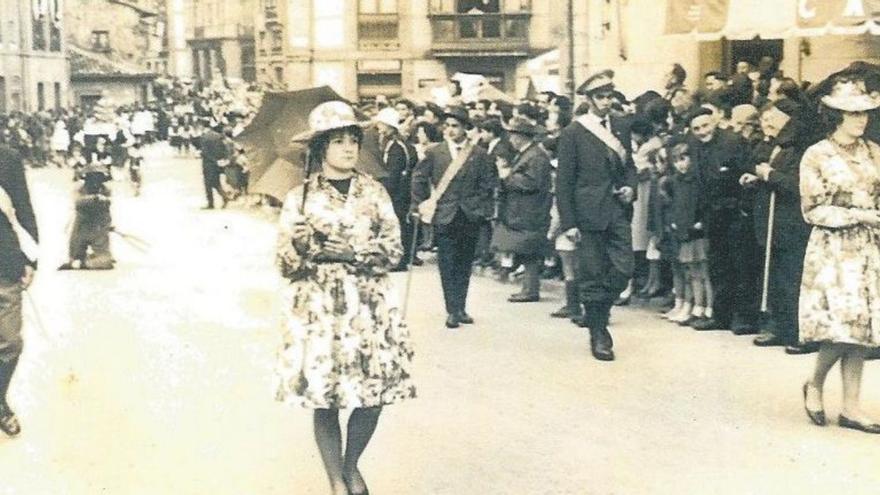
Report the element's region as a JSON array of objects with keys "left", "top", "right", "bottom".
[
  {"left": 291, "top": 101, "right": 364, "bottom": 143},
  {"left": 576, "top": 69, "right": 615, "bottom": 95},
  {"left": 821, "top": 78, "right": 880, "bottom": 112}
]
